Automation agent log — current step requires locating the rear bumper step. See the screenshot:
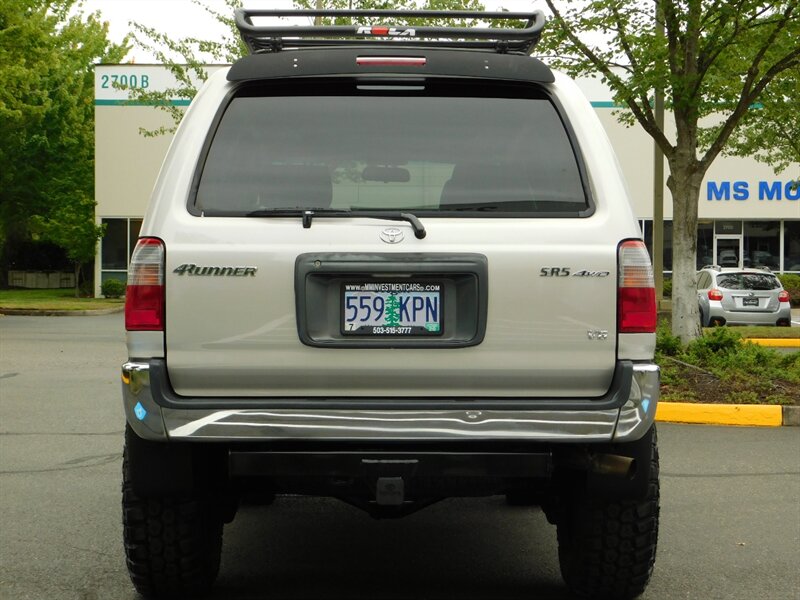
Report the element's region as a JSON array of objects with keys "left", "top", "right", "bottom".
[{"left": 122, "top": 360, "right": 658, "bottom": 444}]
